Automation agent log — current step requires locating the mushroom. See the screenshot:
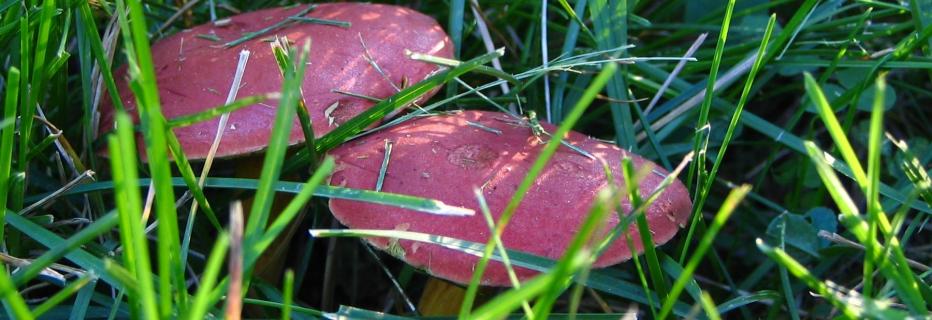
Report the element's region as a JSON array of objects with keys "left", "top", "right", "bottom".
[
  {"left": 99, "top": 2, "right": 453, "bottom": 160},
  {"left": 98, "top": 3, "right": 453, "bottom": 279},
  {"left": 327, "top": 110, "right": 692, "bottom": 312}
]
